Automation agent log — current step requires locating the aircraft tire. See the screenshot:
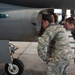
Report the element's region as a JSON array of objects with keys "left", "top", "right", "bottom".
[{"left": 5, "top": 58, "right": 24, "bottom": 75}]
